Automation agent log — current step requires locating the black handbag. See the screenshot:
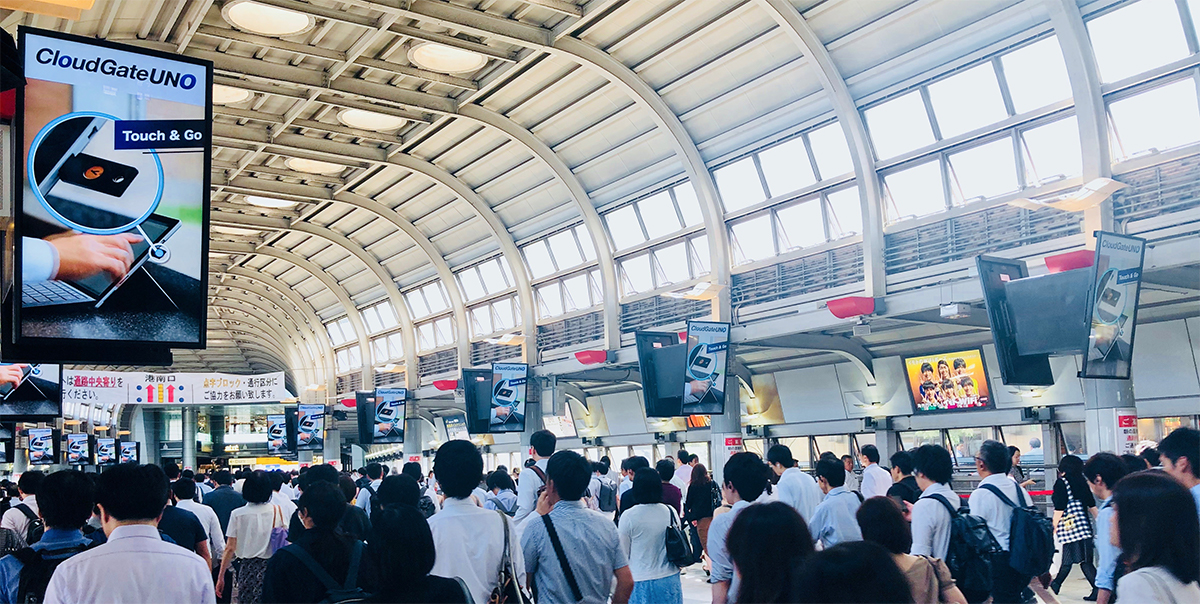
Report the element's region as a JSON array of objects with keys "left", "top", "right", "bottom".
[
  {"left": 663, "top": 504, "right": 694, "bottom": 568},
  {"left": 489, "top": 511, "right": 533, "bottom": 604},
  {"left": 687, "top": 522, "right": 704, "bottom": 564}
]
